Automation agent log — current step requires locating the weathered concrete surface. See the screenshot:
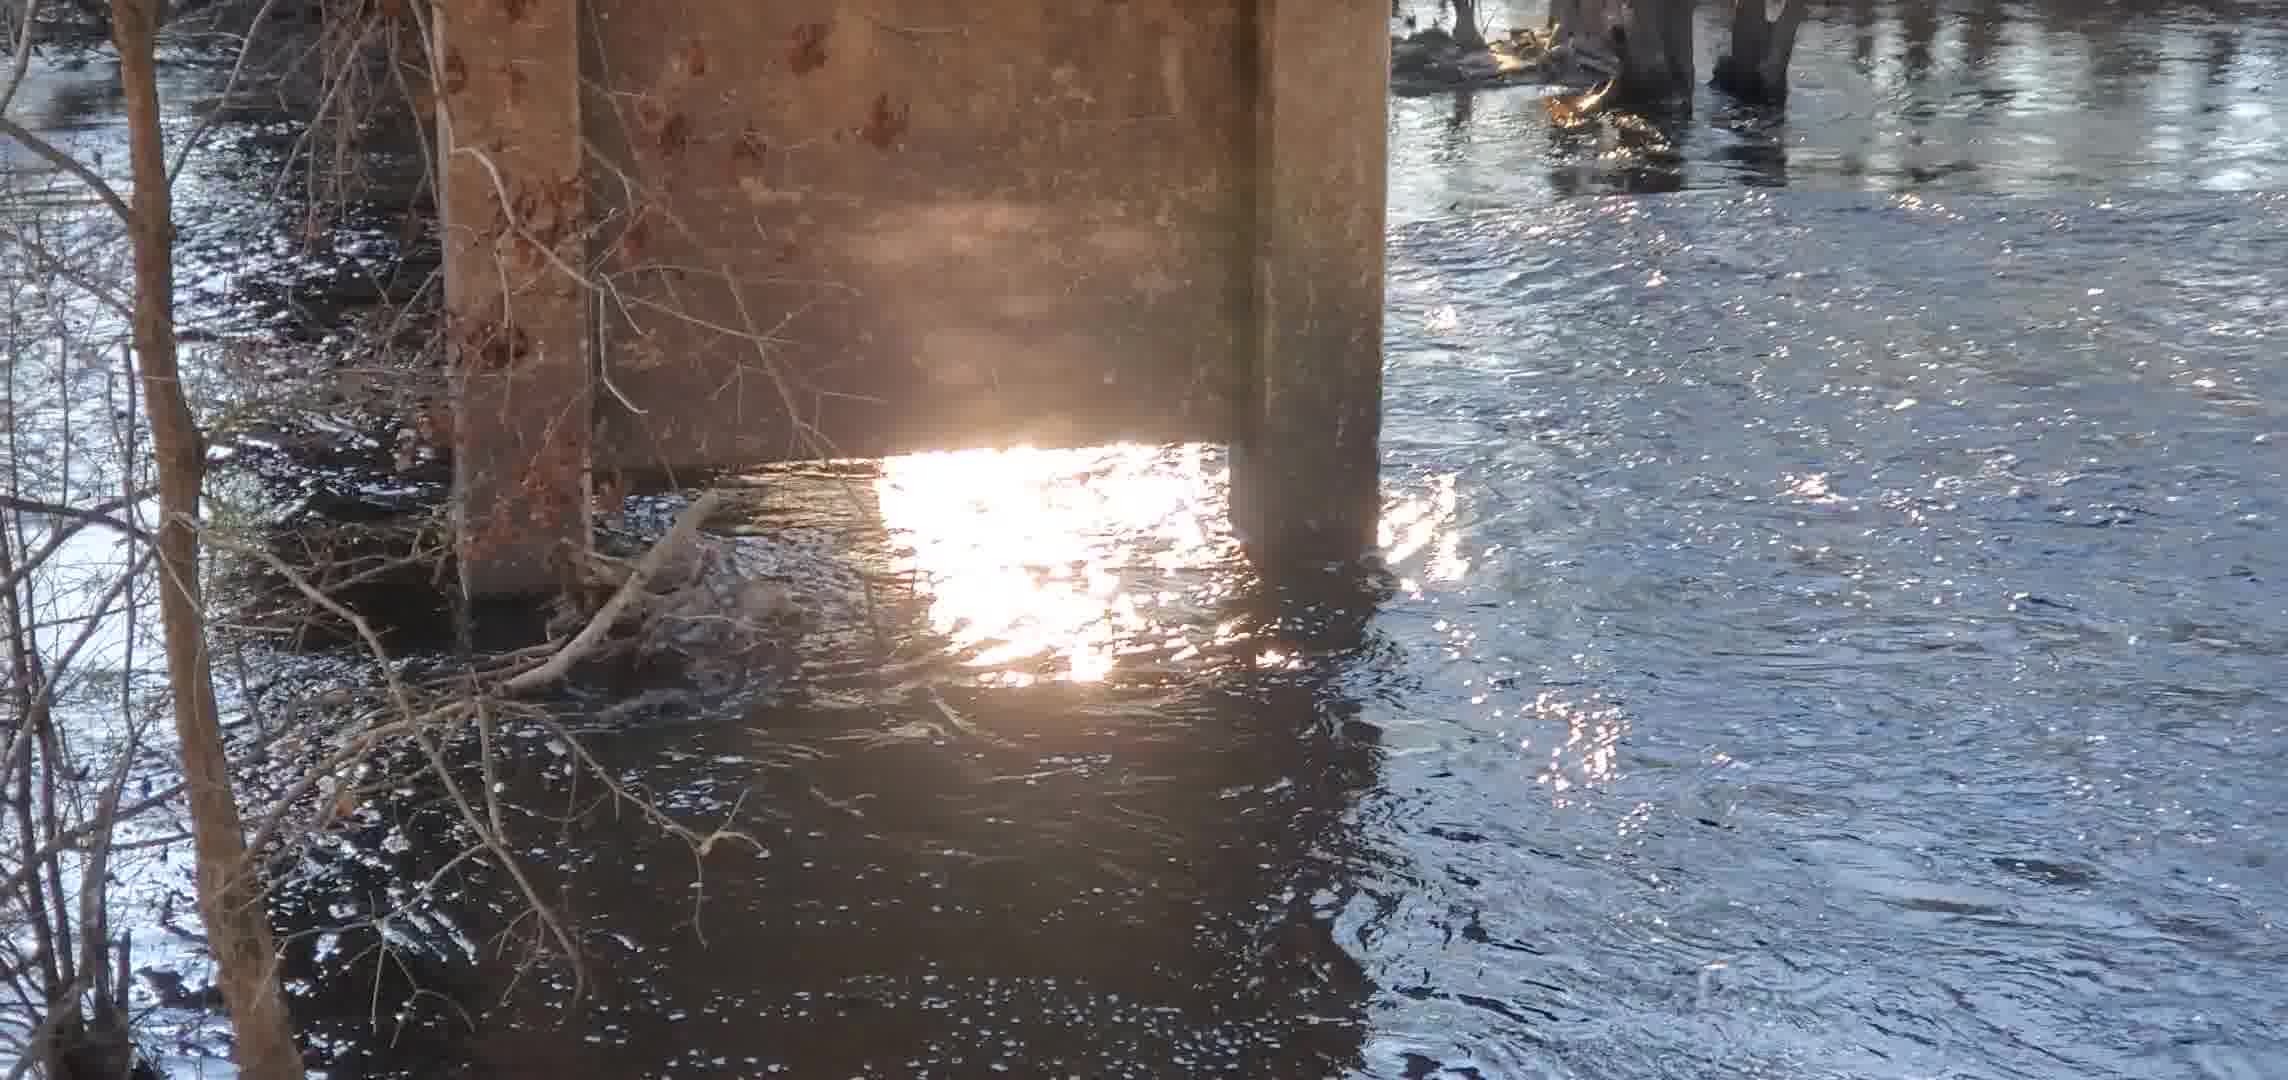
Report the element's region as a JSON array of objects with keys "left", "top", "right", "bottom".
[
  {"left": 584, "top": 1, "right": 1257, "bottom": 468},
  {"left": 446, "top": 0, "right": 1389, "bottom": 594},
  {"left": 1229, "top": 0, "right": 1389, "bottom": 573},
  {"left": 439, "top": 0, "right": 590, "bottom": 595}
]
